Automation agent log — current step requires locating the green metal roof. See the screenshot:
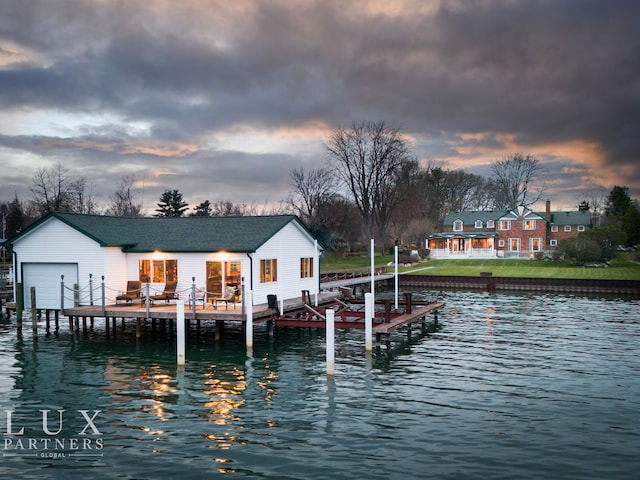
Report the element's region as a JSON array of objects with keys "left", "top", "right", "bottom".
[{"left": 9, "top": 213, "right": 314, "bottom": 253}]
